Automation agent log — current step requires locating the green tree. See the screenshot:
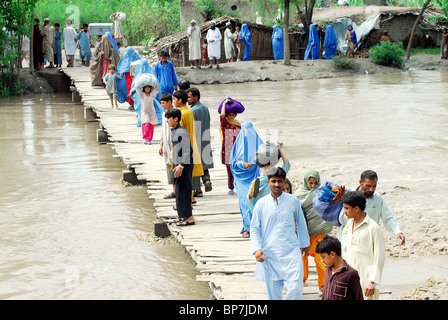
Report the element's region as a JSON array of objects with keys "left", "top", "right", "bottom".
[{"left": 1, "top": 0, "right": 38, "bottom": 97}]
